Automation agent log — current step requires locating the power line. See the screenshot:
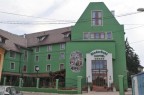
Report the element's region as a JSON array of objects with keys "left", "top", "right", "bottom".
[{"left": 0, "top": 10, "right": 142, "bottom": 24}]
